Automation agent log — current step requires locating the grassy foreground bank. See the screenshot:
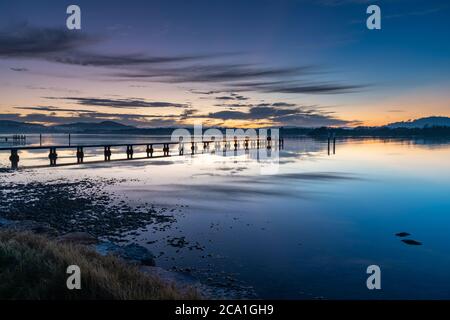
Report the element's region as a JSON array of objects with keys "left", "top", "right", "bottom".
[{"left": 0, "top": 231, "right": 198, "bottom": 300}]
